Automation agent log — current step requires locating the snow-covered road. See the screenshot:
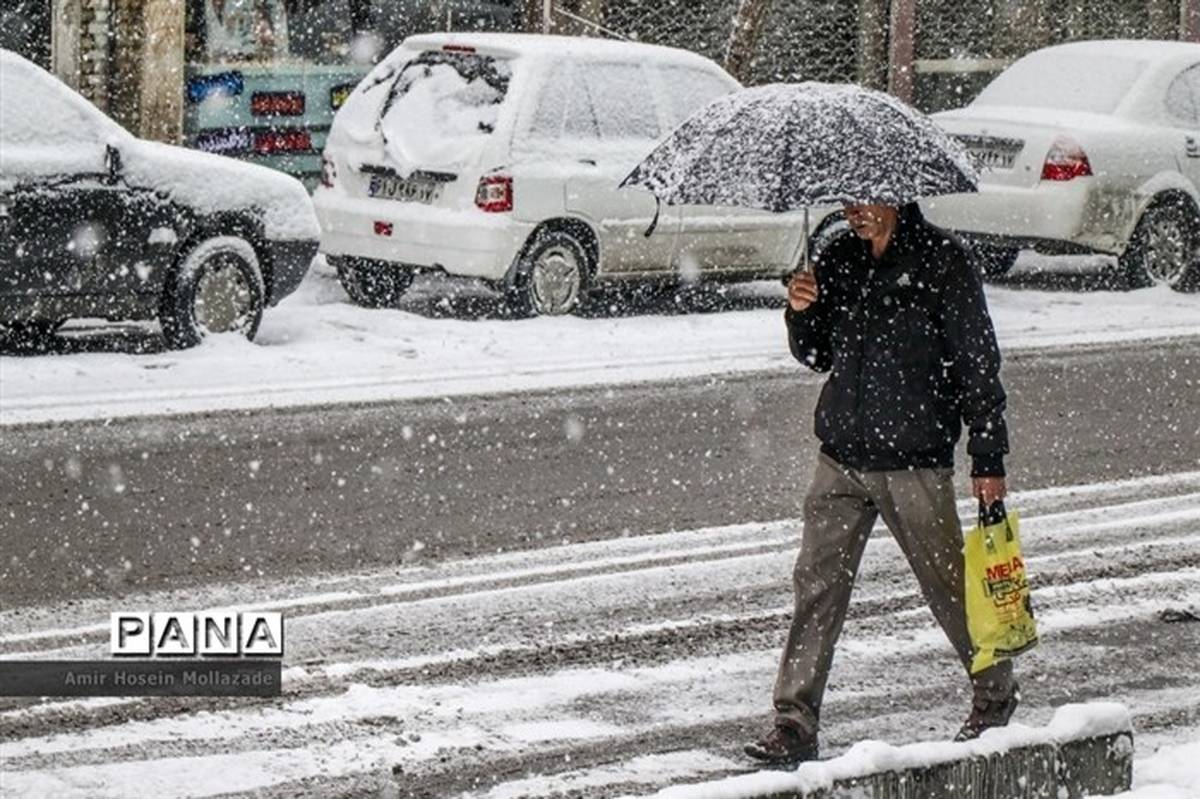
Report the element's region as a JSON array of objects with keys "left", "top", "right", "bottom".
[
  {"left": 1, "top": 256, "right": 1197, "bottom": 426},
  {"left": 3, "top": 469, "right": 1199, "bottom": 797}
]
